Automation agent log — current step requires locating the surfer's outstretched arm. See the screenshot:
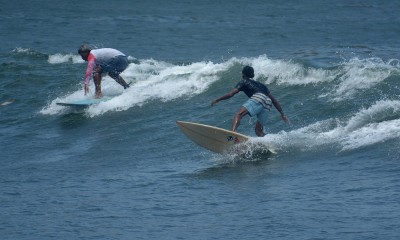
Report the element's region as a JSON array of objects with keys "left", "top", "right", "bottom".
[
  {"left": 211, "top": 88, "right": 239, "bottom": 106},
  {"left": 267, "top": 93, "right": 291, "bottom": 124}
]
